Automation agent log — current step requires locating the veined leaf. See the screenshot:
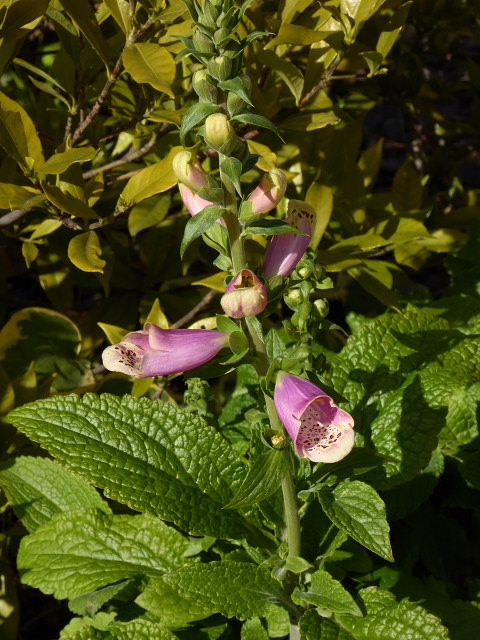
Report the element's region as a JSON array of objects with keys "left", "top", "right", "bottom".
[
  {"left": 123, "top": 43, "right": 175, "bottom": 97},
  {"left": 293, "top": 570, "right": 362, "bottom": 616},
  {"left": 58, "top": 0, "right": 111, "bottom": 70},
  {"left": 0, "top": 91, "right": 44, "bottom": 171},
  {"left": 38, "top": 147, "right": 97, "bottom": 176},
  {"left": 8, "top": 393, "right": 253, "bottom": 540},
  {"left": 18, "top": 510, "right": 192, "bottom": 599},
  {"left": 103, "top": 0, "right": 130, "bottom": 35},
  {"left": 299, "top": 609, "right": 355, "bottom": 639},
  {"left": 180, "top": 205, "right": 226, "bottom": 257}
]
